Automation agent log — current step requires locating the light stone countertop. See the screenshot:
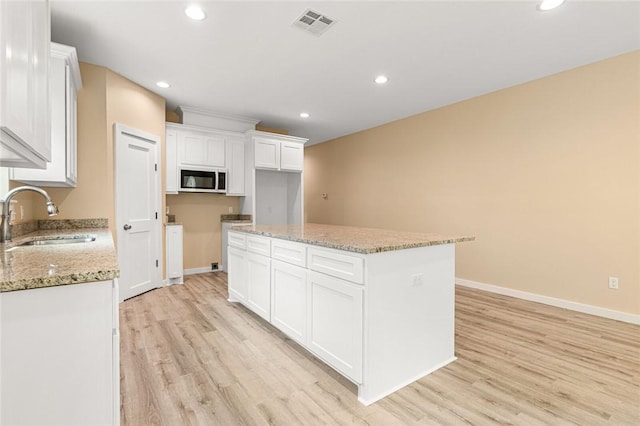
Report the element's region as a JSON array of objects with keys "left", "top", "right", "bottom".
[
  {"left": 0, "top": 228, "right": 119, "bottom": 293},
  {"left": 230, "top": 223, "right": 474, "bottom": 254}
]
